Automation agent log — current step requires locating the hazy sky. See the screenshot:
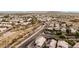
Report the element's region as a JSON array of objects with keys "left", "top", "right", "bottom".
[{"left": 0, "top": 0, "right": 79, "bottom": 11}]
